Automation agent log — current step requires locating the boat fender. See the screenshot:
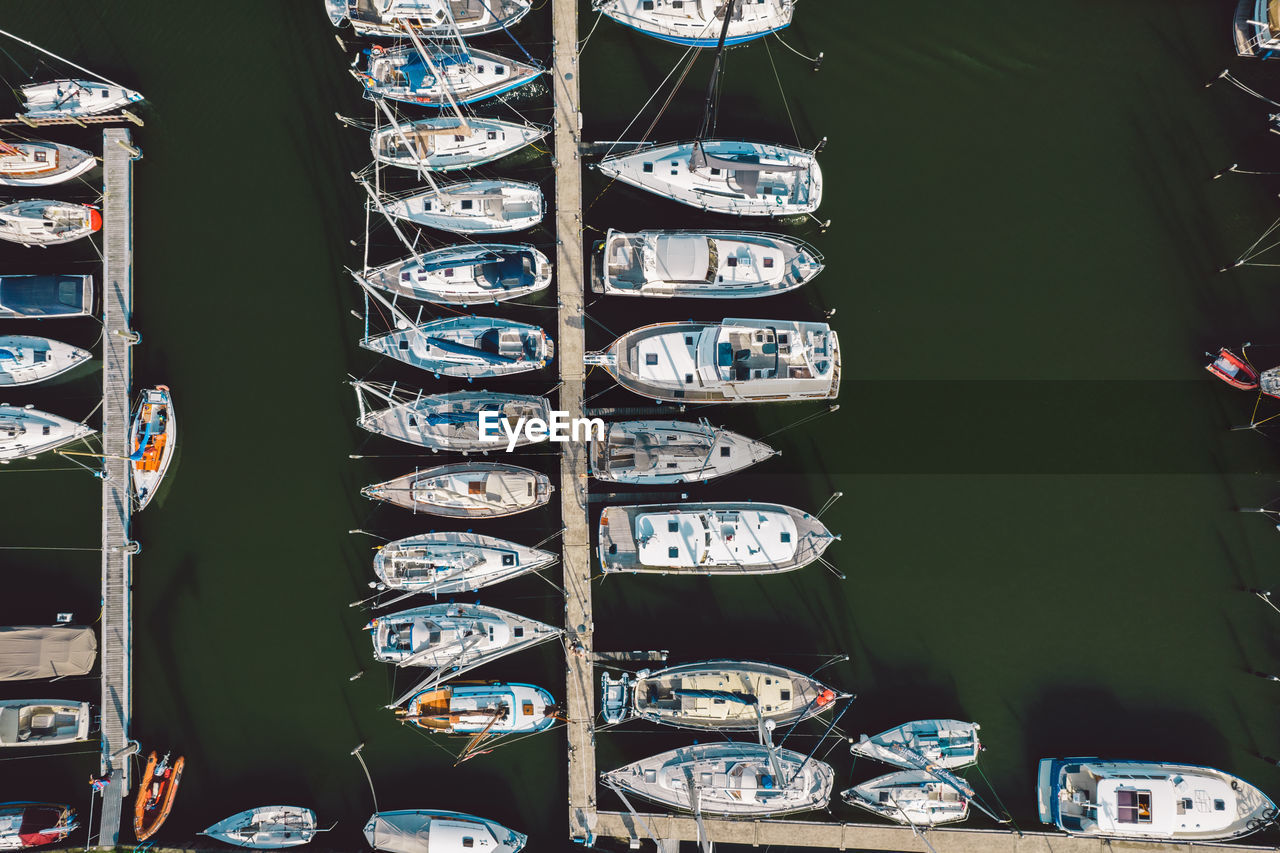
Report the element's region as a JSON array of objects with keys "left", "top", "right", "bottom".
[
  {"left": 1264, "top": 807, "right": 1279, "bottom": 822},
  {"left": 1248, "top": 818, "right": 1262, "bottom": 831},
  {"left": 815, "top": 689, "right": 835, "bottom": 707}
]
